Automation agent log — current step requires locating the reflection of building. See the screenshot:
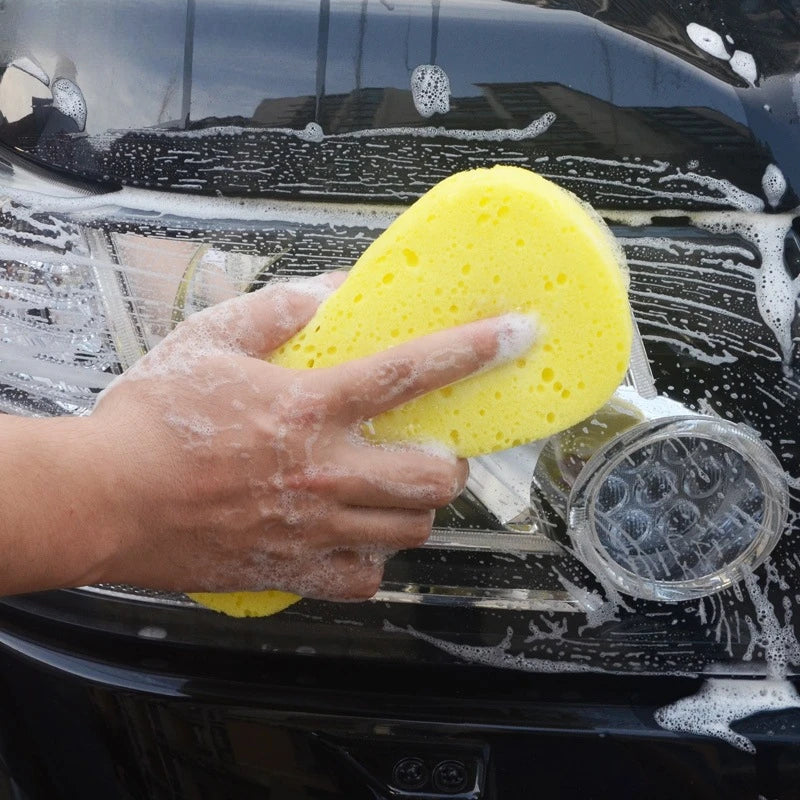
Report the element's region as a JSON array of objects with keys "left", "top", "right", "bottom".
[
  {"left": 12, "top": 78, "right": 770, "bottom": 207},
  {"left": 249, "top": 80, "right": 756, "bottom": 163}
]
